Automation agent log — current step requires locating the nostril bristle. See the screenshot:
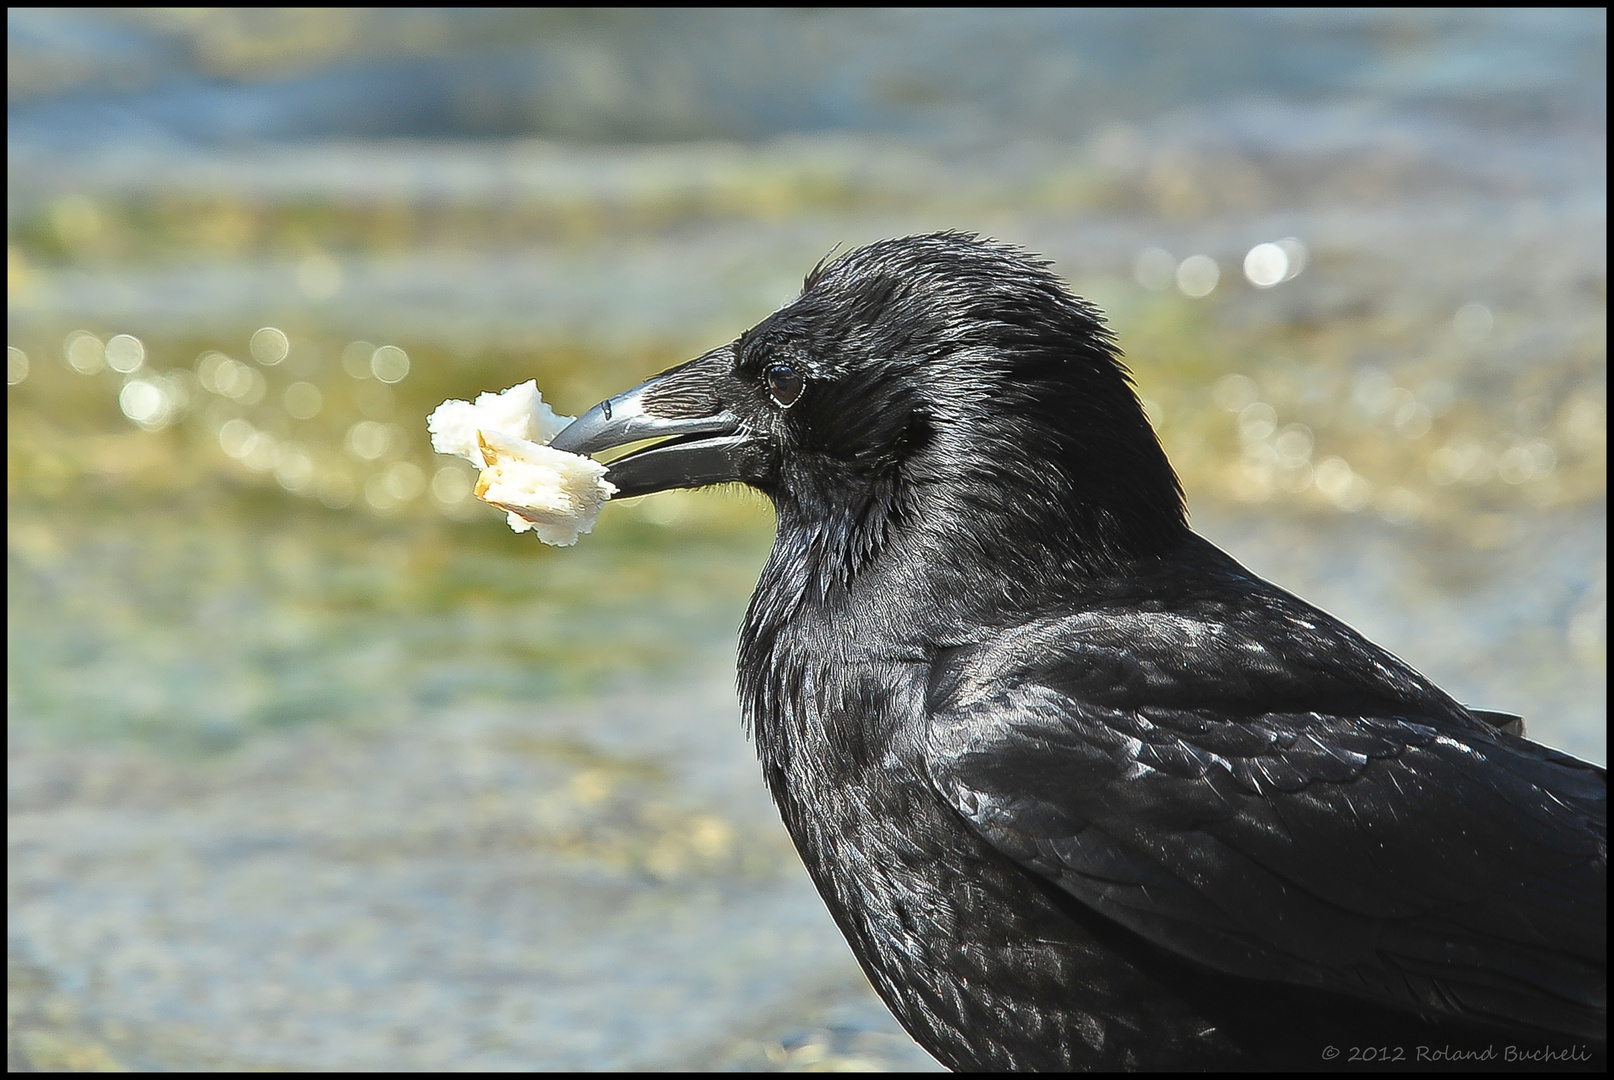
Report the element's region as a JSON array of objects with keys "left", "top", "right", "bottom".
[{"left": 643, "top": 377, "right": 722, "bottom": 418}]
